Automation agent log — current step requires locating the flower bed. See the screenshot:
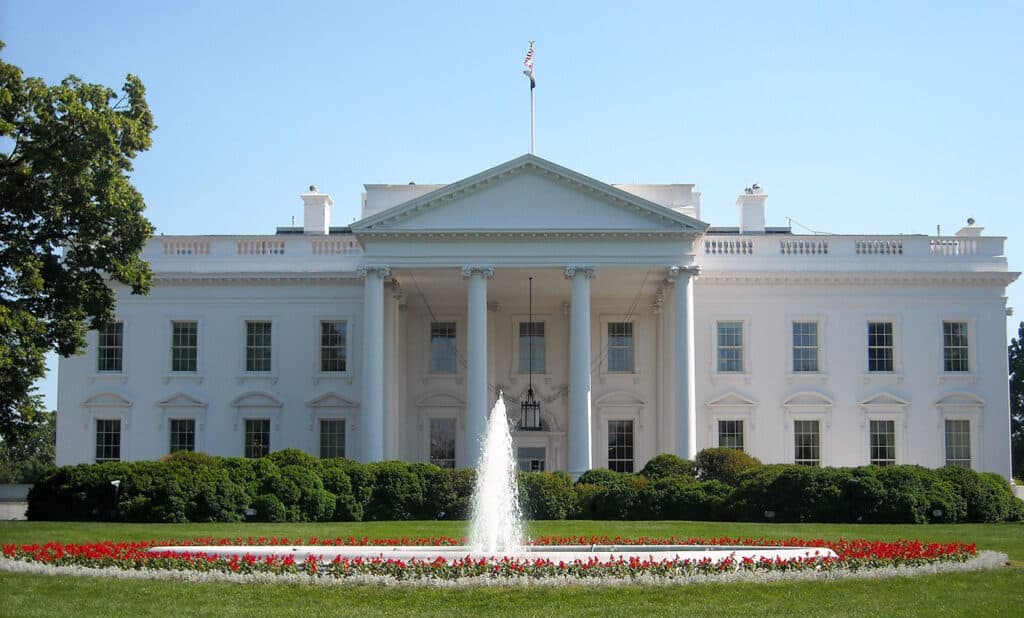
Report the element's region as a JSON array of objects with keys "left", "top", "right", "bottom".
[{"left": 1, "top": 536, "right": 978, "bottom": 583}]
